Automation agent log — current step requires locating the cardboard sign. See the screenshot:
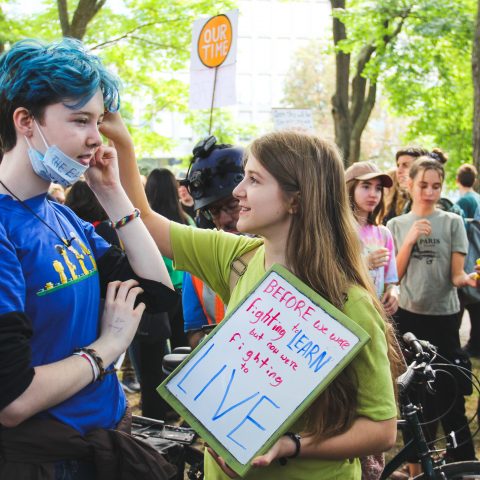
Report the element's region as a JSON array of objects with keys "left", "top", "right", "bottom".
[
  {"left": 158, "top": 264, "right": 369, "bottom": 476},
  {"left": 198, "top": 14, "right": 232, "bottom": 68},
  {"left": 189, "top": 10, "right": 238, "bottom": 109},
  {"left": 272, "top": 108, "right": 315, "bottom": 132}
]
